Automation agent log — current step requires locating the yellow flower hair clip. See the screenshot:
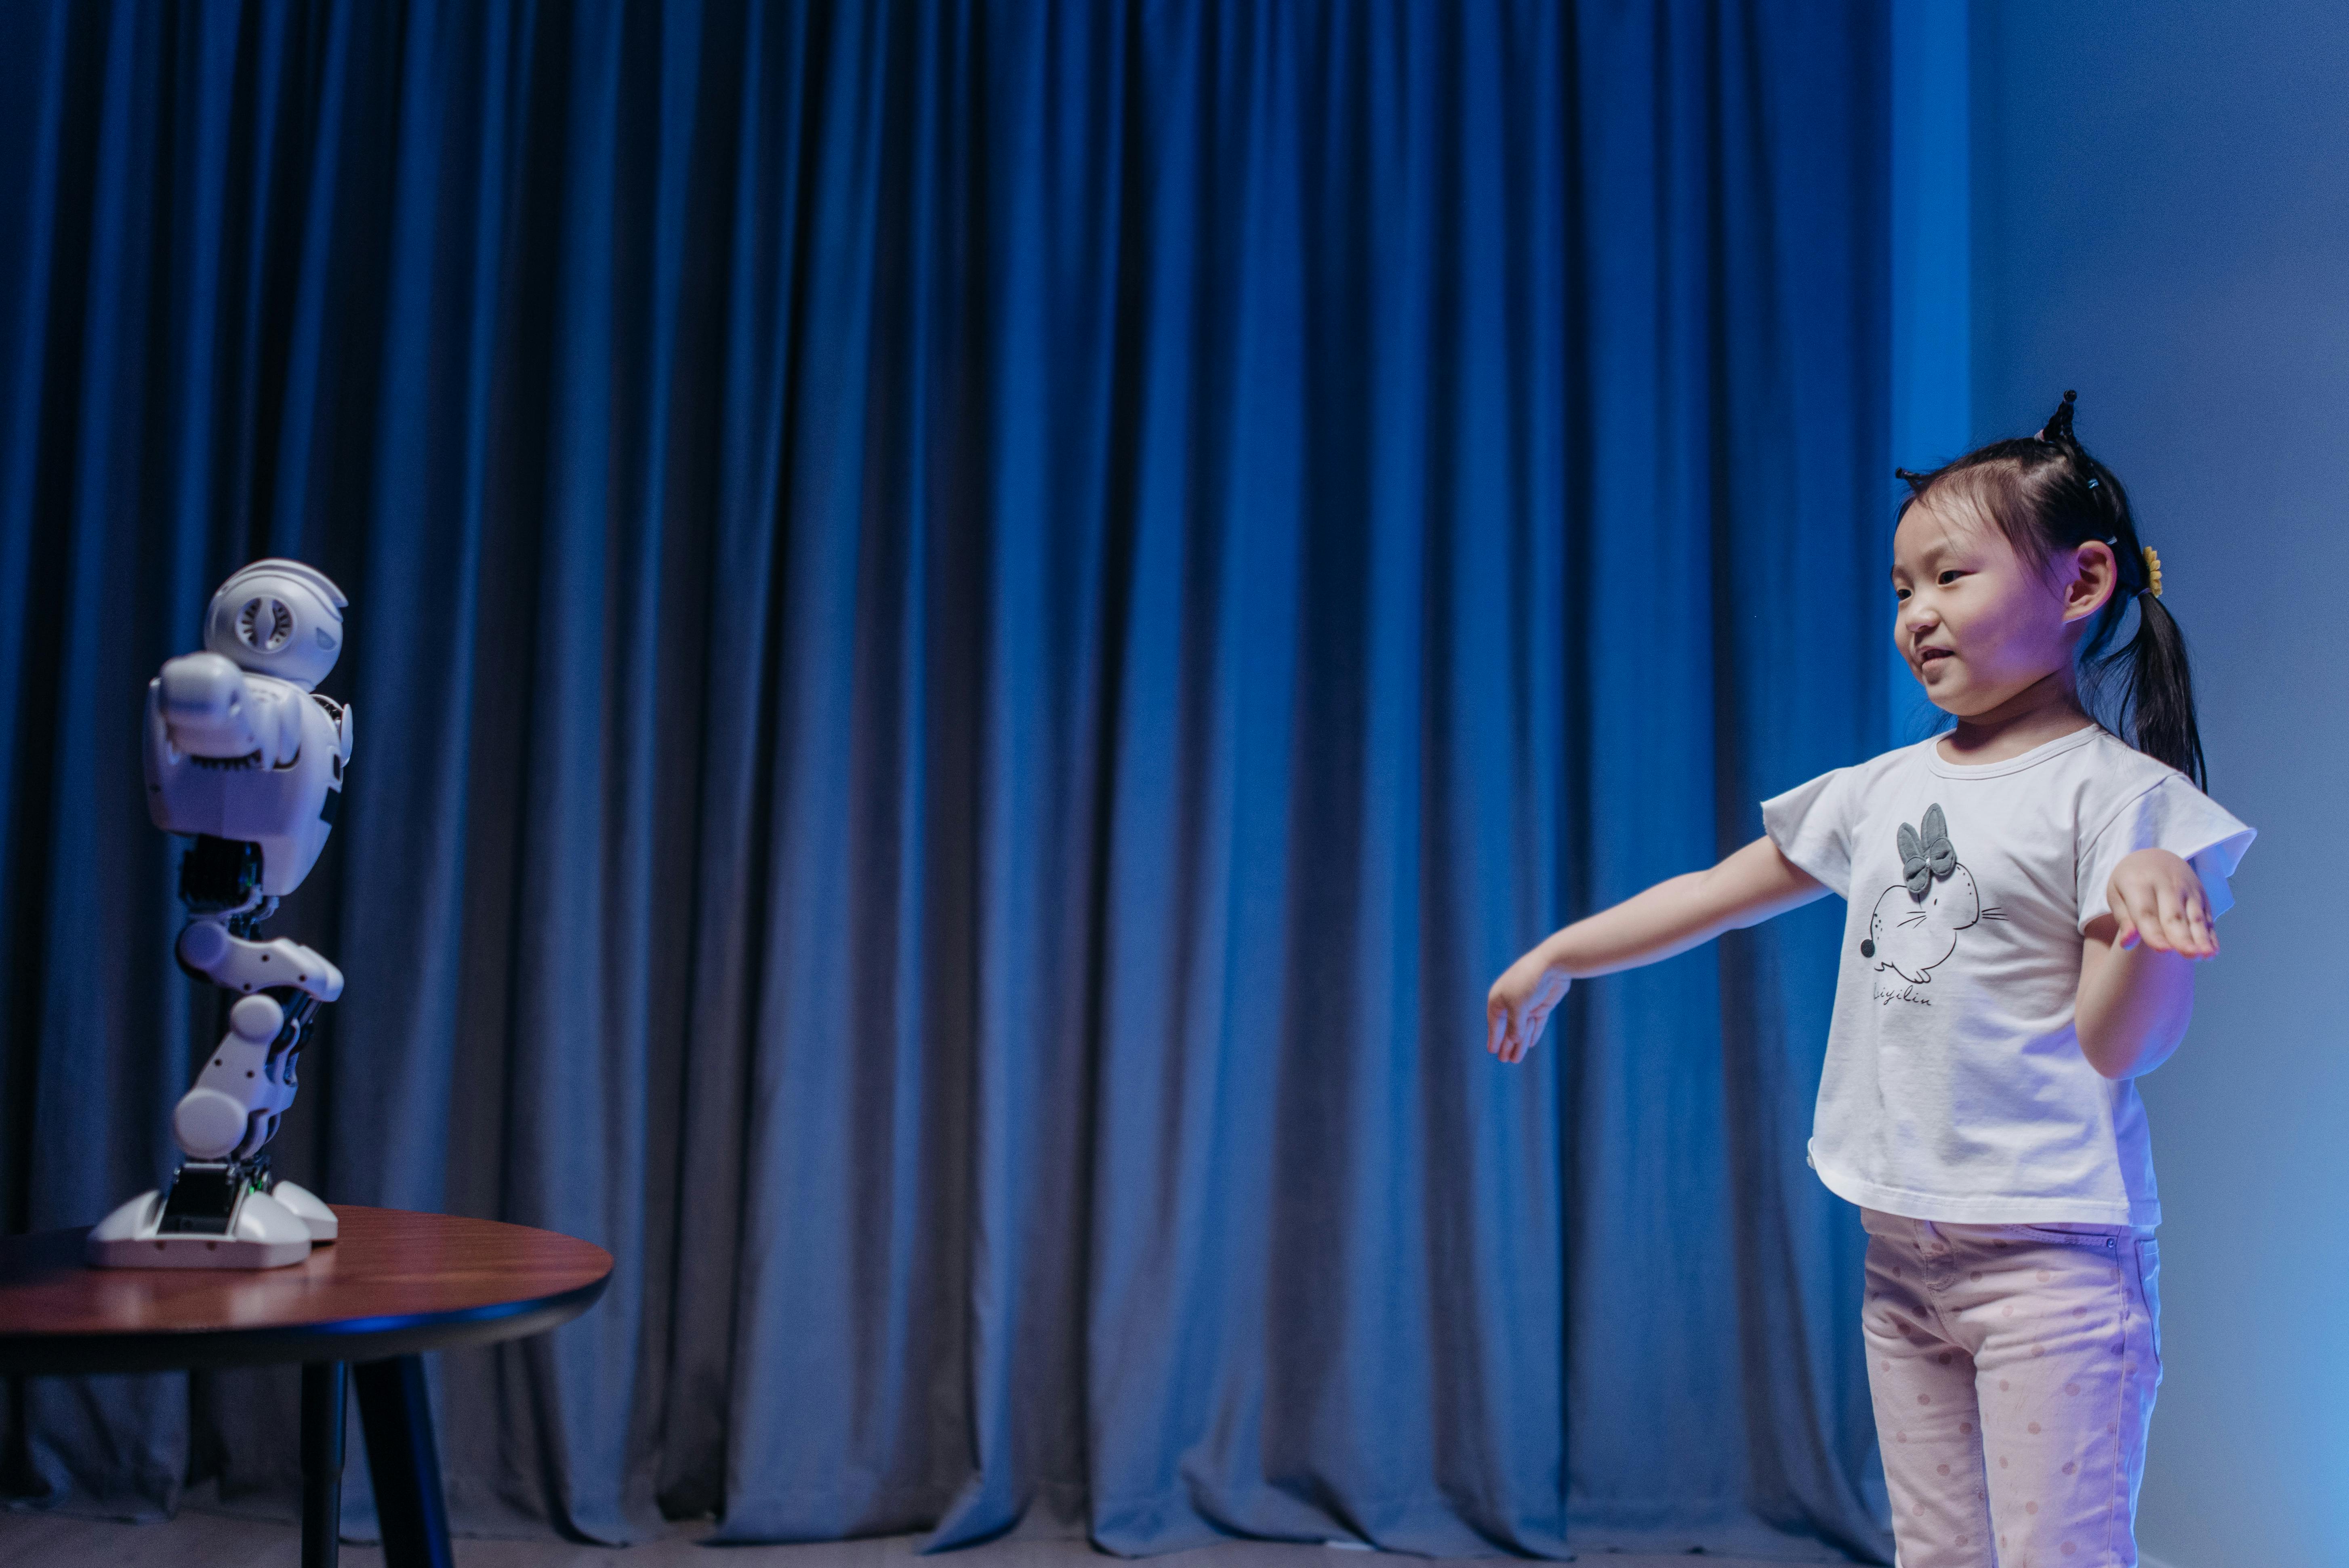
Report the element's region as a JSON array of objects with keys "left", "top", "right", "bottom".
[{"left": 2141, "top": 545, "right": 2164, "bottom": 599}]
